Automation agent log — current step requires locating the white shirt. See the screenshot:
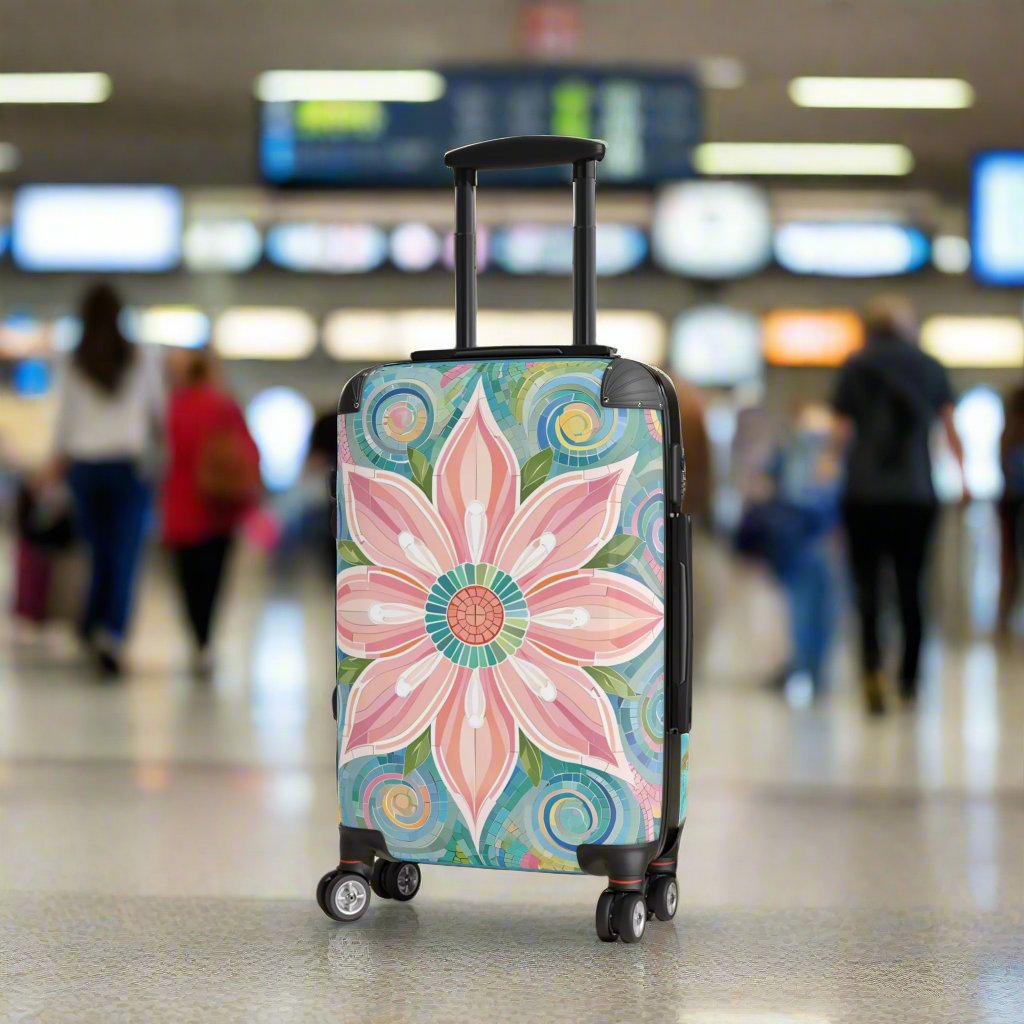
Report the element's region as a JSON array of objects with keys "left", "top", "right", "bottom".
[{"left": 52, "top": 346, "right": 165, "bottom": 461}]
